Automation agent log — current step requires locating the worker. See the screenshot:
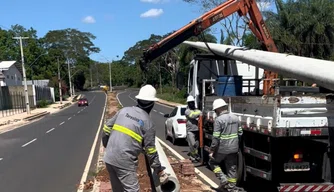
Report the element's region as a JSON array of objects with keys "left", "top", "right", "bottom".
[
  {"left": 209, "top": 98, "right": 243, "bottom": 192},
  {"left": 102, "top": 85, "right": 168, "bottom": 192},
  {"left": 185, "top": 95, "right": 201, "bottom": 162}
]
